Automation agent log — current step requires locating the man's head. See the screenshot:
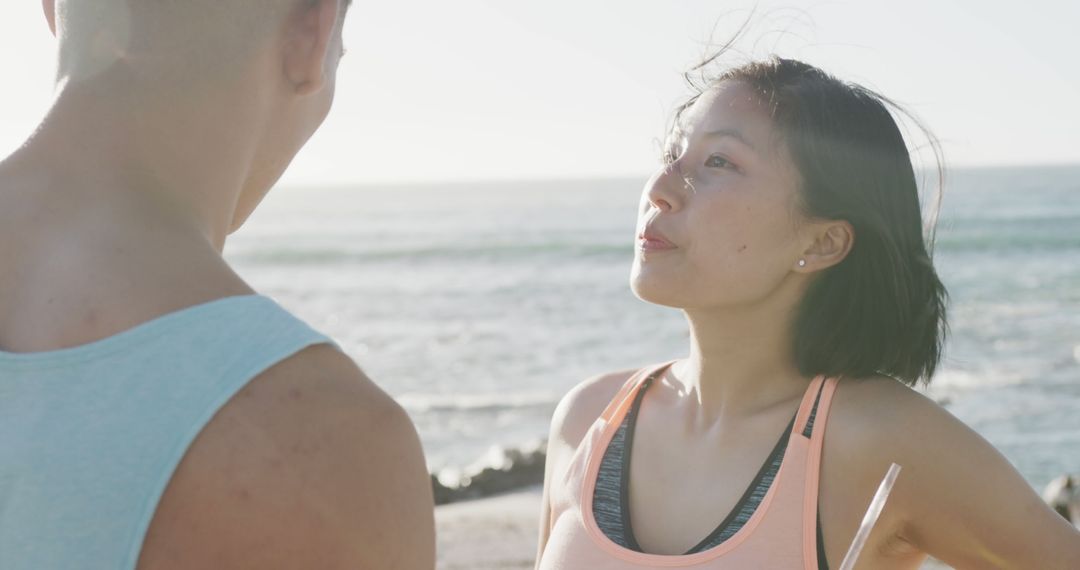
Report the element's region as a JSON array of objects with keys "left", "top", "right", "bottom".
[
  {"left": 43, "top": 0, "right": 350, "bottom": 81},
  {"left": 41, "top": 0, "right": 352, "bottom": 231}
]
